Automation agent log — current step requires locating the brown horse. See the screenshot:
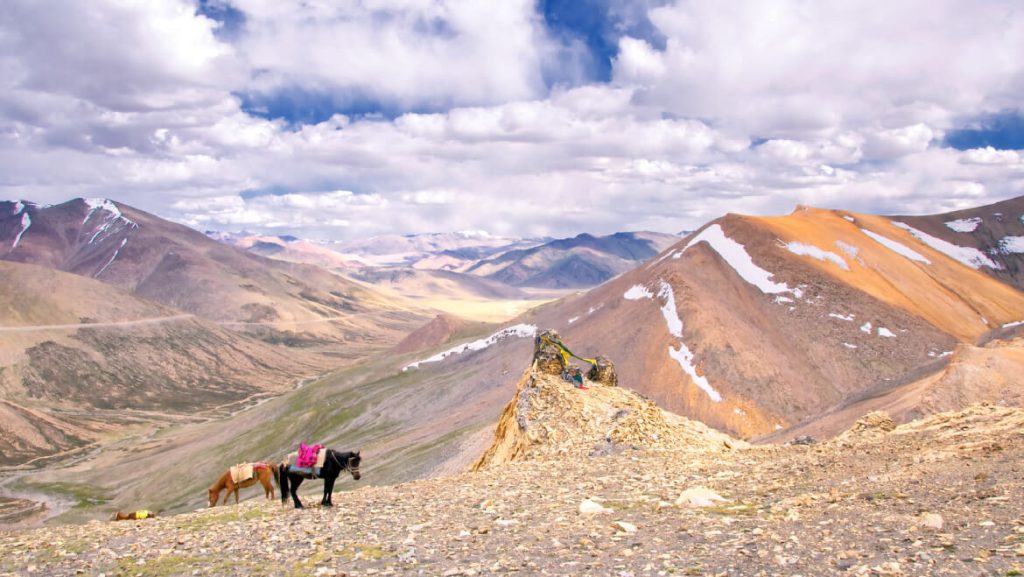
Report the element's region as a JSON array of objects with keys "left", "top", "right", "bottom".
[{"left": 208, "top": 462, "right": 280, "bottom": 507}]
